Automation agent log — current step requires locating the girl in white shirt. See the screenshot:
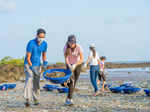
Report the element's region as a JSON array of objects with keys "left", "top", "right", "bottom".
[{"left": 85, "top": 43, "right": 101, "bottom": 96}]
